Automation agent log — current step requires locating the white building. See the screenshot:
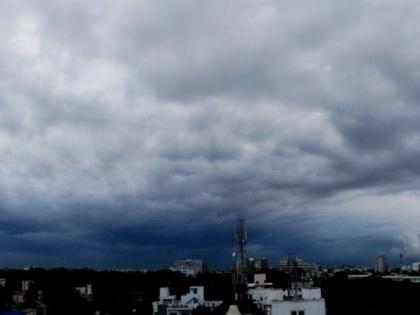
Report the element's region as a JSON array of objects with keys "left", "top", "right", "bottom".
[
  {"left": 22, "top": 280, "right": 34, "bottom": 291},
  {"left": 250, "top": 287, "right": 325, "bottom": 315},
  {"left": 75, "top": 284, "right": 93, "bottom": 300},
  {"left": 153, "top": 286, "right": 222, "bottom": 315},
  {"left": 248, "top": 273, "right": 273, "bottom": 289},
  {"left": 248, "top": 274, "right": 325, "bottom": 315},
  {"left": 170, "top": 259, "right": 206, "bottom": 276},
  {"left": 374, "top": 255, "right": 387, "bottom": 273},
  {"left": 412, "top": 262, "right": 420, "bottom": 271},
  {"left": 271, "top": 297, "right": 326, "bottom": 315},
  {"left": 249, "top": 257, "right": 269, "bottom": 270}
]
